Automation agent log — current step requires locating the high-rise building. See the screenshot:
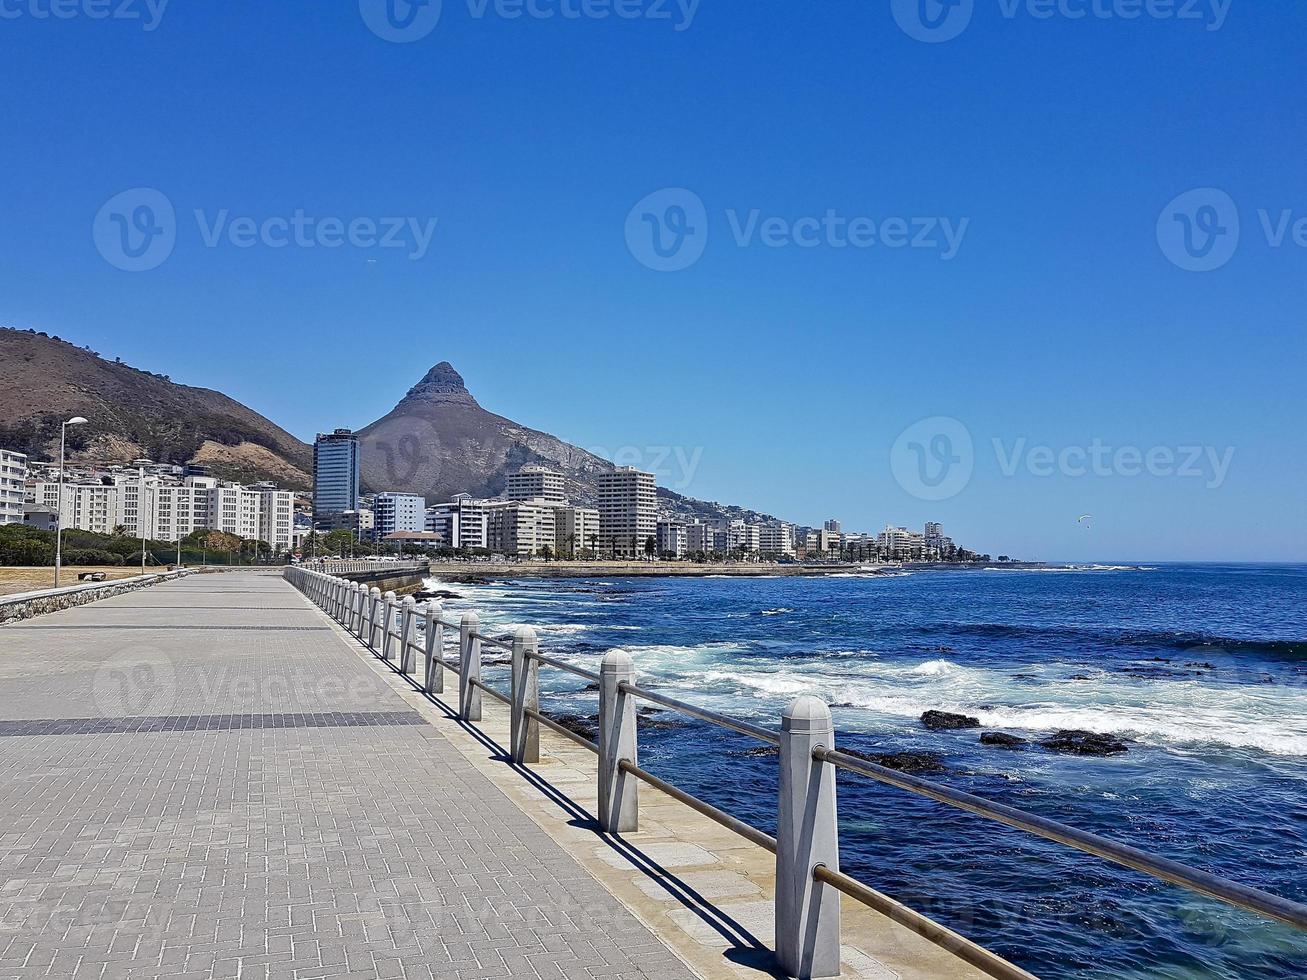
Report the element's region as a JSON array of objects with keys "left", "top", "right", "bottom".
[
  {"left": 313, "top": 429, "right": 360, "bottom": 521},
  {"left": 205, "top": 484, "right": 262, "bottom": 541},
  {"left": 485, "top": 500, "right": 557, "bottom": 557},
  {"left": 505, "top": 465, "right": 566, "bottom": 505},
  {"left": 759, "top": 523, "right": 795, "bottom": 557},
  {"left": 685, "top": 523, "right": 715, "bottom": 555},
  {"left": 425, "top": 495, "right": 491, "bottom": 550},
  {"left": 154, "top": 478, "right": 213, "bottom": 543},
  {"left": 0, "top": 449, "right": 28, "bottom": 525},
  {"left": 554, "top": 505, "right": 599, "bottom": 557},
  {"left": 257, "top": 486, "right": 295, "bottom": 552},
  {"left": 373, "top": 492, "right": 426, "bottom": 540},
  {"left": 656, "top": 521, "right": 687, "bottom": 558},
  {"left": 824, "top": 518, "right": 842, "bottom": 534},
  {"left": 597, "top": 467, "right": 657, "bottom": 557}
]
